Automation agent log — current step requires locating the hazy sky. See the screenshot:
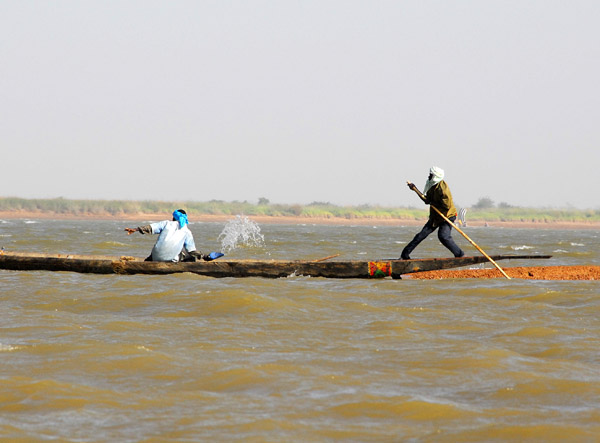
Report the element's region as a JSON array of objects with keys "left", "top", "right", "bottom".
[{"left": 2, "top": 1, "right": 599, "bottom": 209}]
